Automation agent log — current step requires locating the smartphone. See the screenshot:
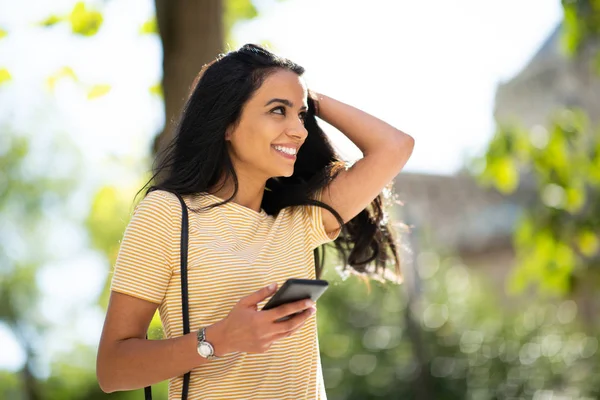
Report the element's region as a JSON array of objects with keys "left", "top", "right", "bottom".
[{"left": 262, "top": 278, "right": 329, "bottom": 321}]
